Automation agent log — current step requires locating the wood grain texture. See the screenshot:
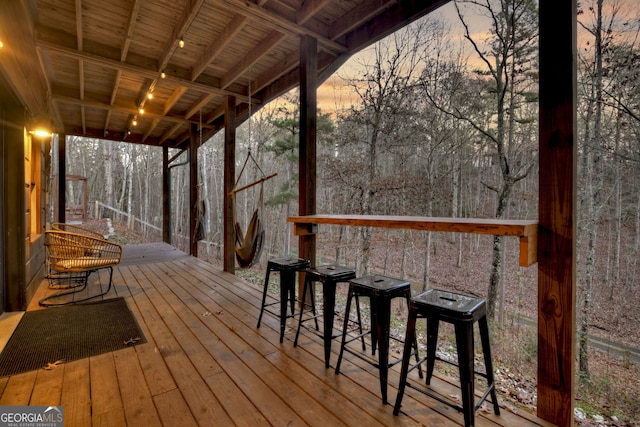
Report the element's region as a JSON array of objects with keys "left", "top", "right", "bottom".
[
  {"left": 289, "top": 214, "right": 539, "bottom": 266},
  {"left": 0, "top": 243, "right": 552, "bottom": 426},
  {"left": 537, "top": 0, "right": 577, "bottom": 425}
]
